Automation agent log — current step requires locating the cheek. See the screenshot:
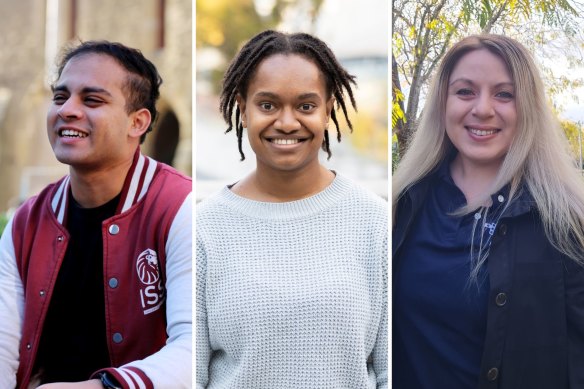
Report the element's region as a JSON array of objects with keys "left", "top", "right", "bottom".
[
  {"left": 445, "top": 99, "right": 465, "bottom": 121},
  {"left": 46, "top": 107, "right": 58, "bottom": 124}
]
